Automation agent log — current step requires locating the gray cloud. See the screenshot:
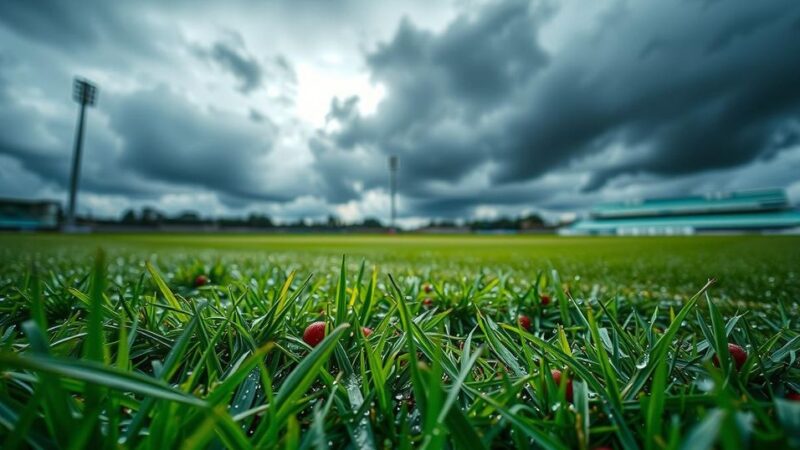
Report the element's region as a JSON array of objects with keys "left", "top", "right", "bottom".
[
  {"left": 0, "top": 70, "right": 295, "bottom": 206},
  {"left": 314, "top": 0, "right": 550, "bottom": 202},
  {"left": 203, "top": 41, "right": 264, "bottom": 94},
  {"left": 0, "top": 78, "right": 175, "bottom": 199},
  {"left": 249, "top": 109, "right": 266, "bottom": 123},
  {"left": 317, "top": 0, "right": 800, "bottom": 218},
  {"left": 192, "top": 35, "right": 297, "bottom": 98},
  {"left": 106, "top": 86, "right": 292, "bottom": 202},
  {"left": 0, "top": 0, "right": 108, "bottom": 48},
  {"left": 0, "top": 0, "right": 168, "bottom": 63}
]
